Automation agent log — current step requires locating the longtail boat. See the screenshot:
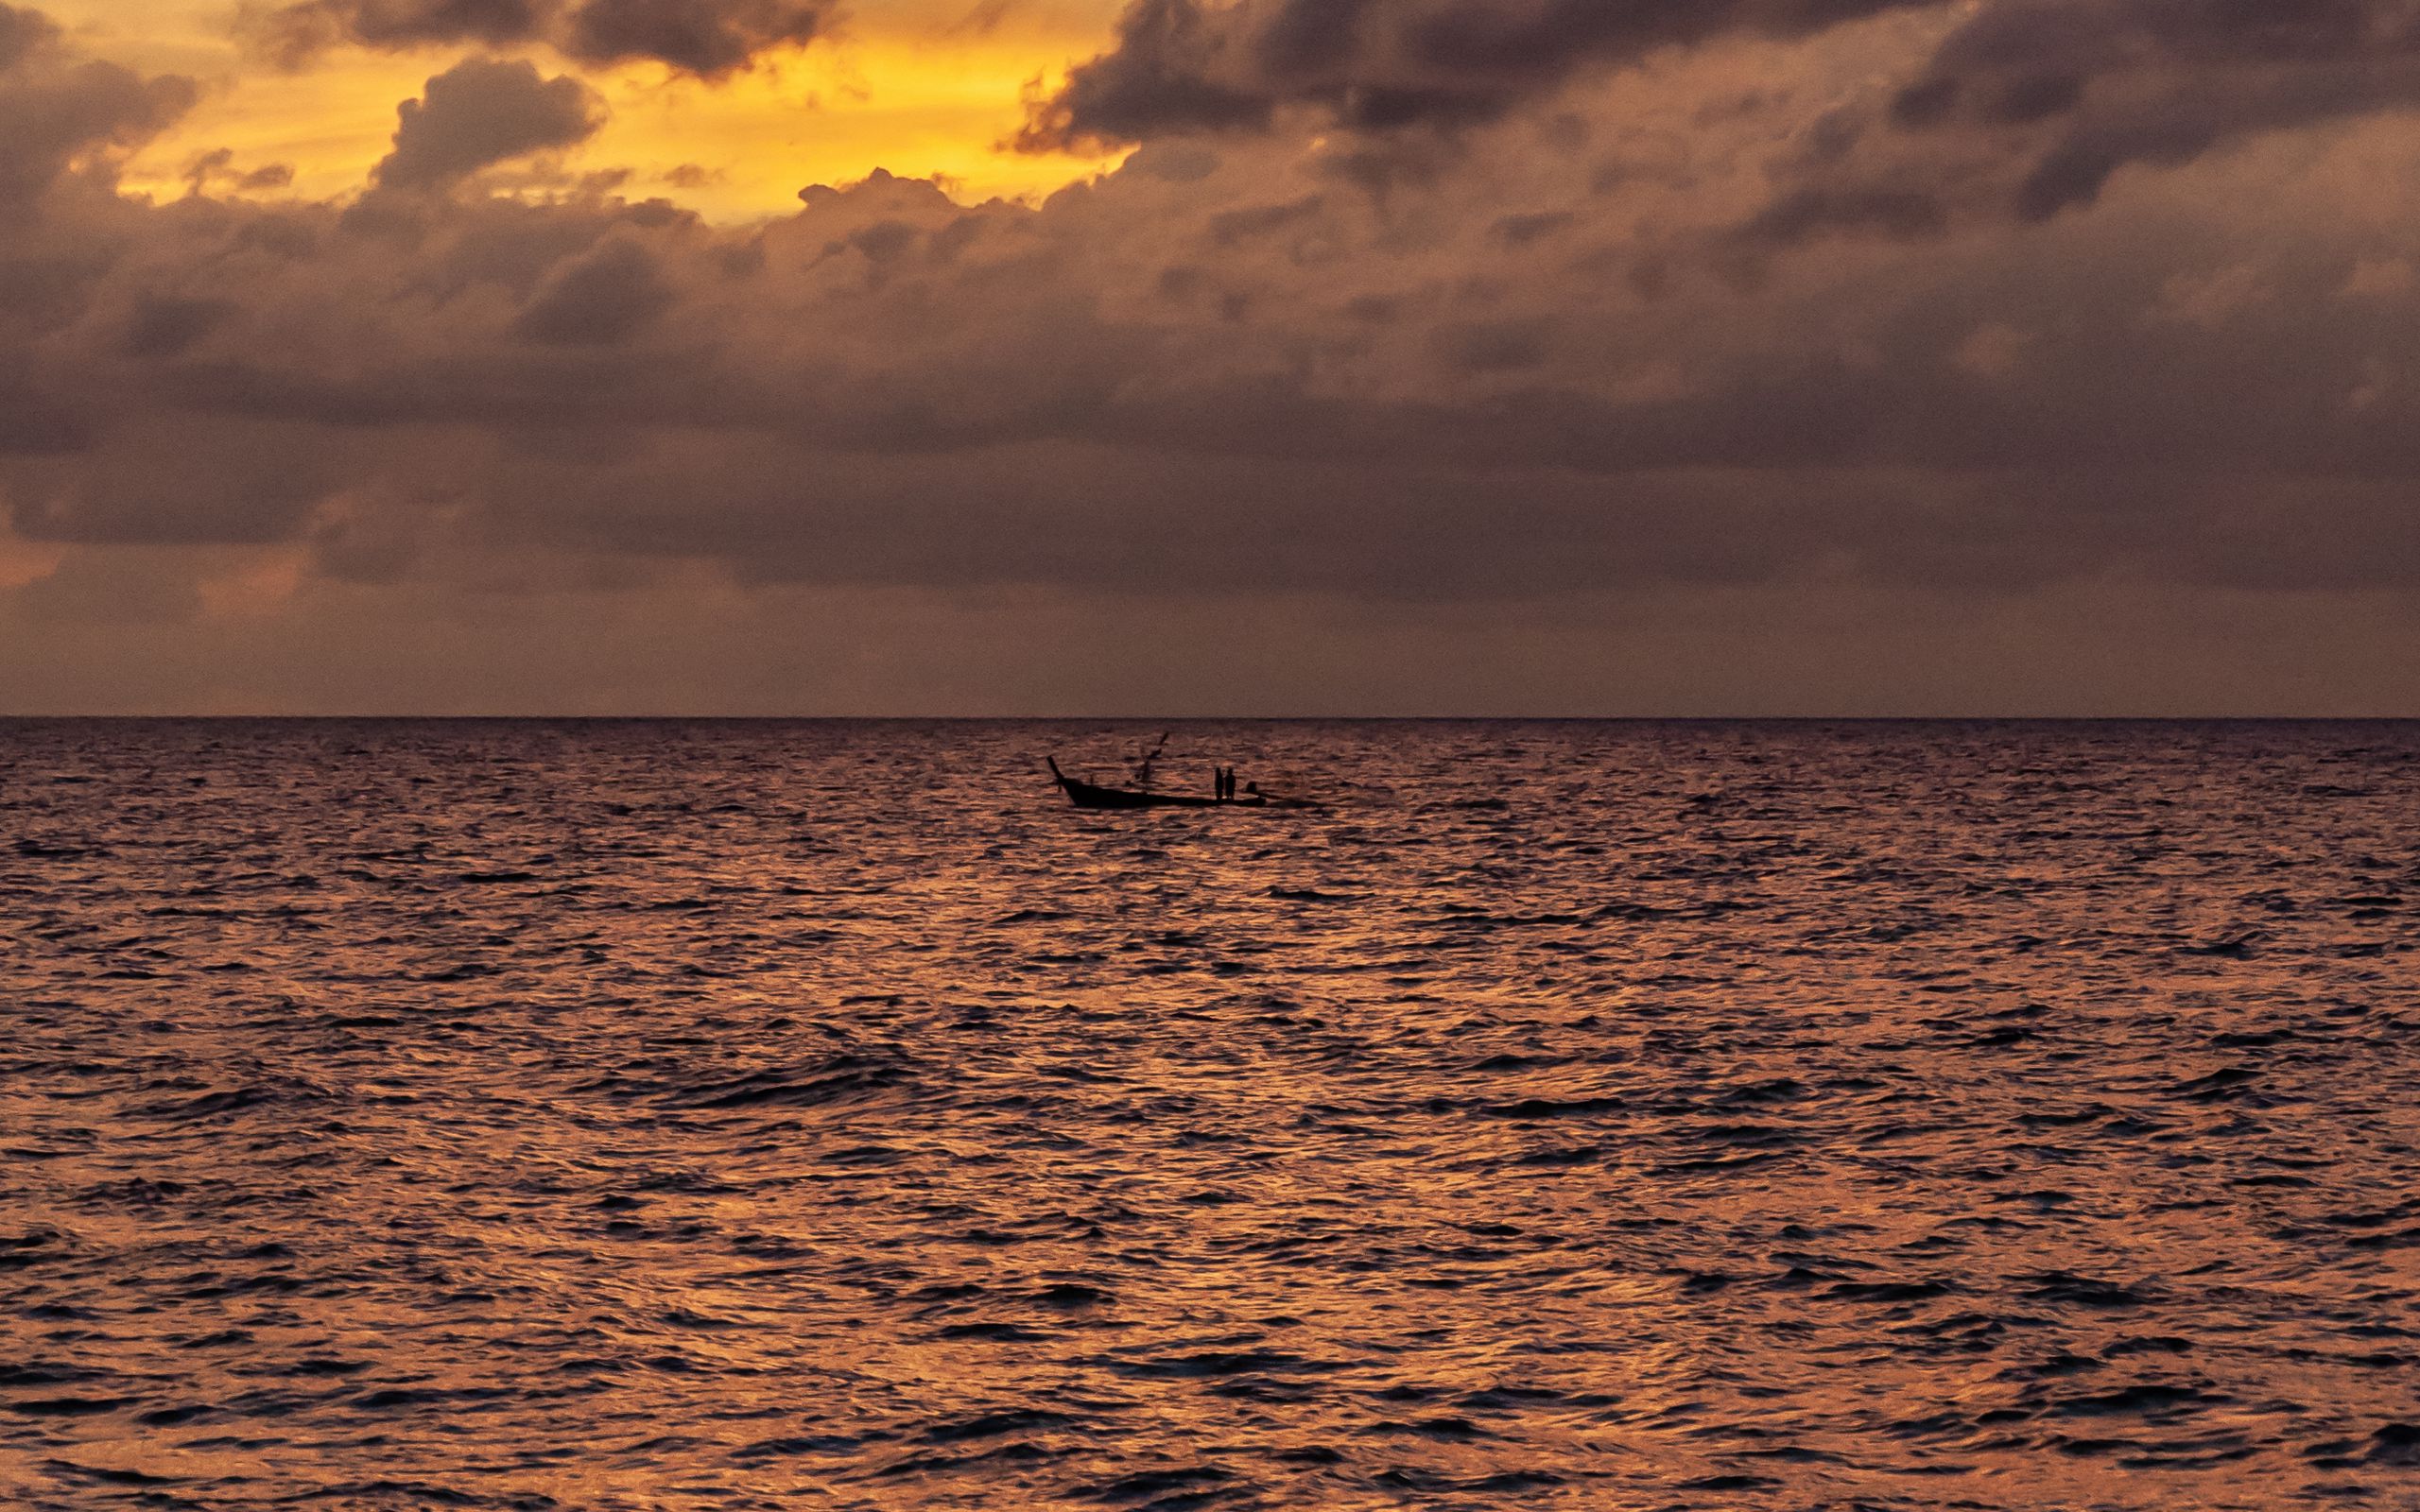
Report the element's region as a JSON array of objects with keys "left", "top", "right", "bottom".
[{"left": 1046, "top": 757, "right": 1229, "bottom": 810}]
